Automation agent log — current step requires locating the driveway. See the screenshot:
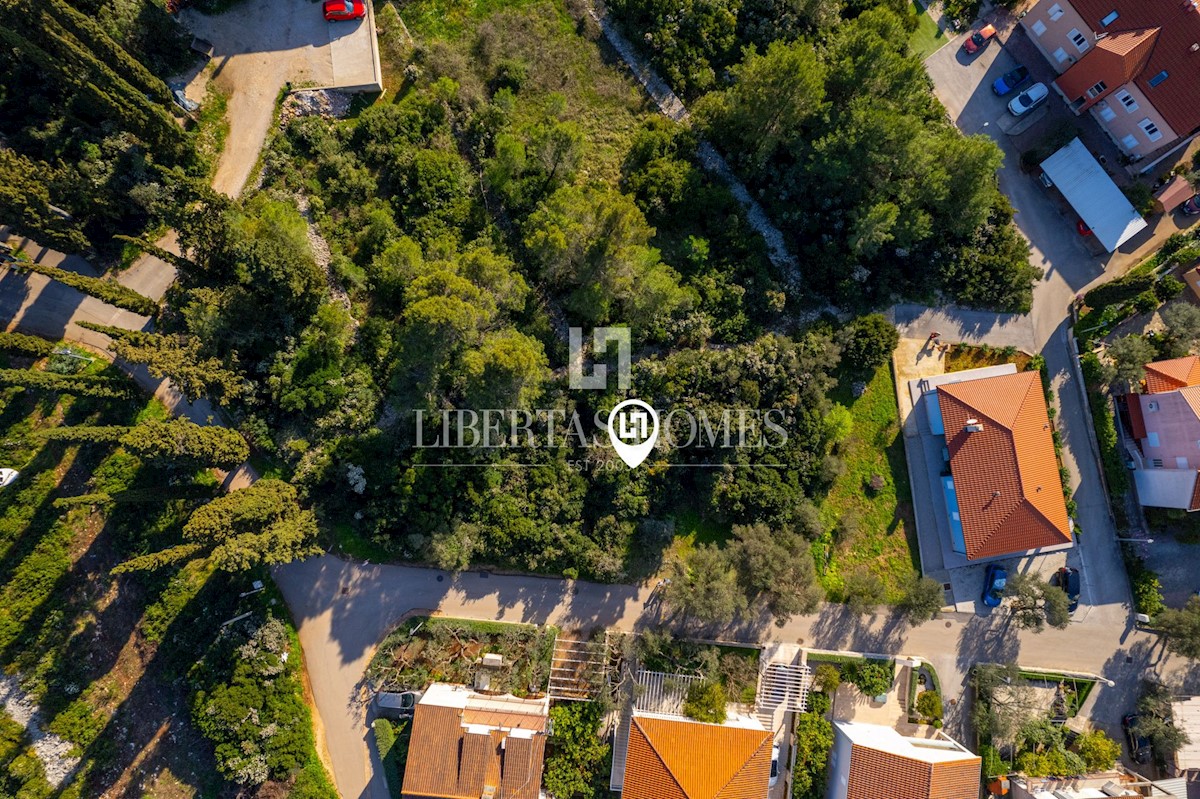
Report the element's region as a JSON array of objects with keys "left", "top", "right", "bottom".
[{"left": 182, "top": 0, "right": 381, "bottom": 196}]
